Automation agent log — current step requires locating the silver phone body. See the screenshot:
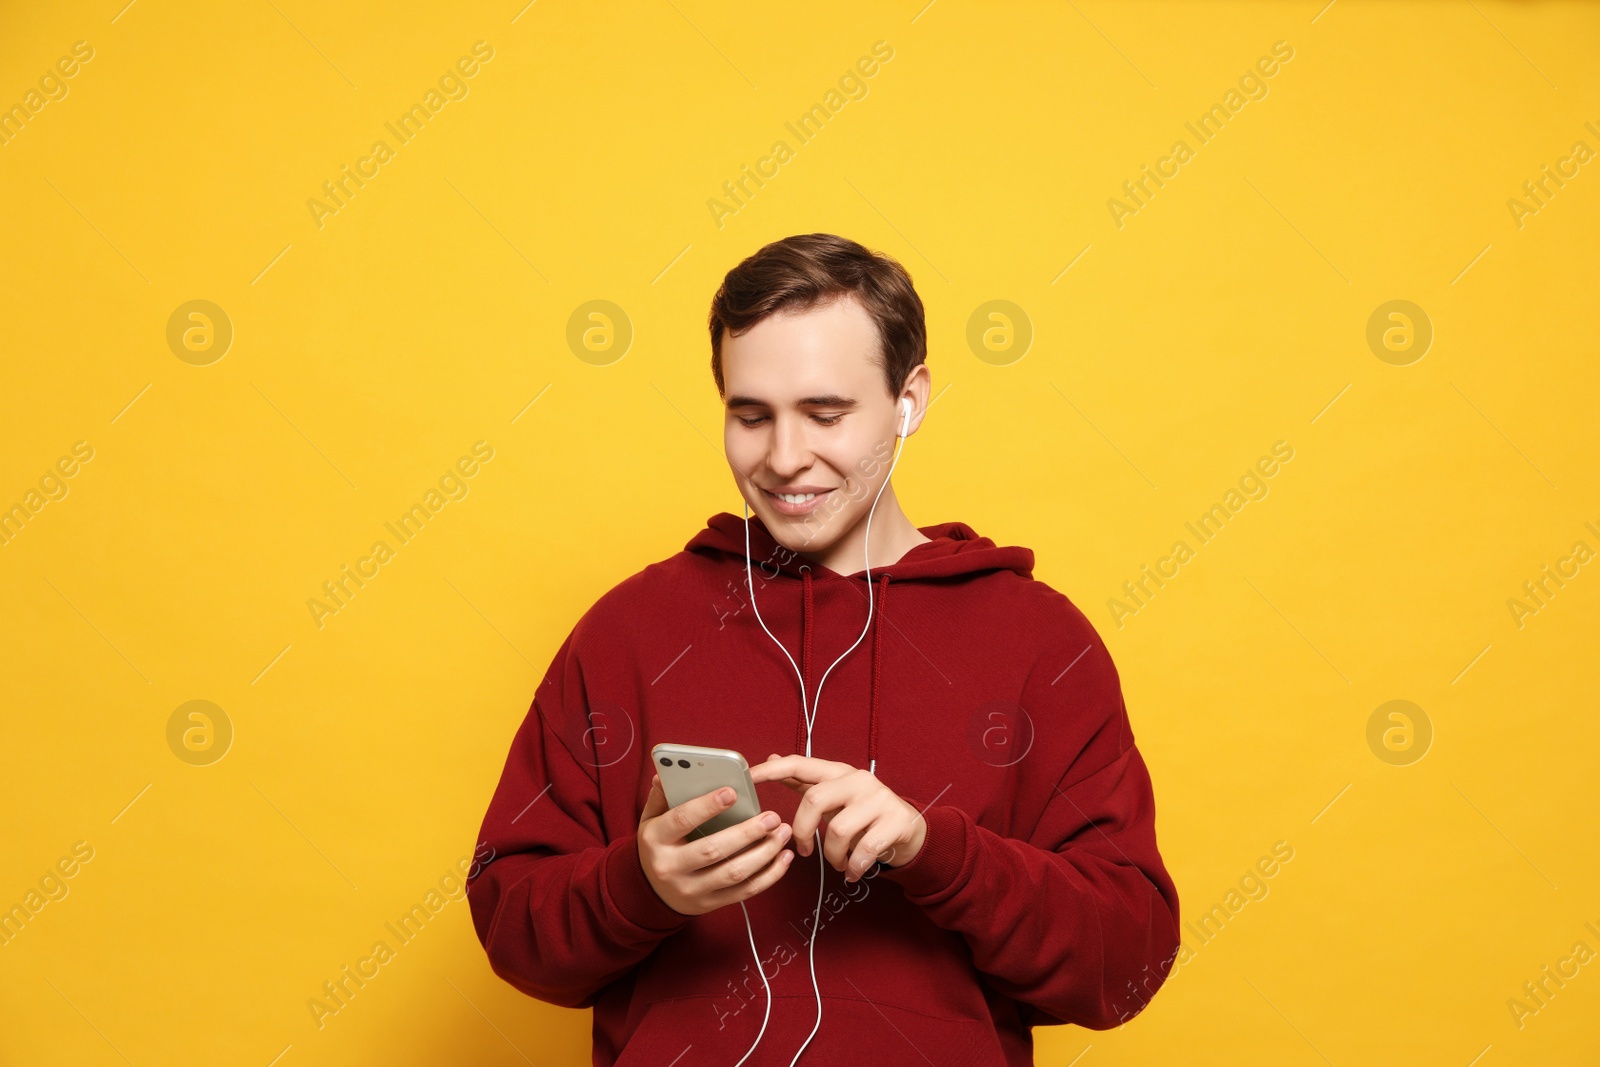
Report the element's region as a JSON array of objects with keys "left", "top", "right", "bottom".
[{"left": 651, "top": 743, "right": 761, "bottom": 839}]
